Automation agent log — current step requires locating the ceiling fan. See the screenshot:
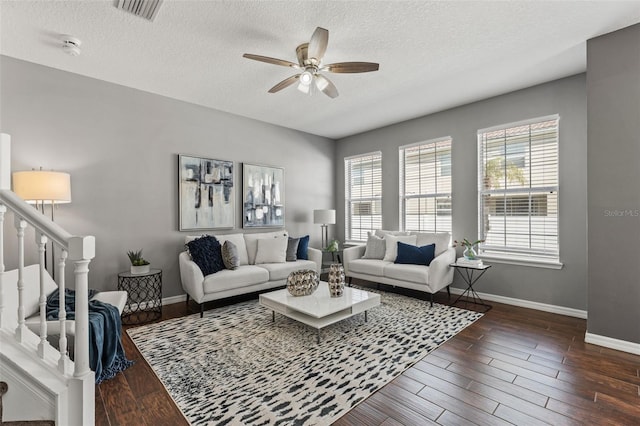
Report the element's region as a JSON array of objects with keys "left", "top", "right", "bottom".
[{"left": 243, "top": 27, "right": 379, "bottom": 99}]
